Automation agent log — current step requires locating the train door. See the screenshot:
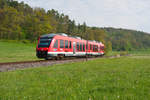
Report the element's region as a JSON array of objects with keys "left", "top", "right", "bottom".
[{"left": 73, "top": 42, "right": 76, "bottom": 54}]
